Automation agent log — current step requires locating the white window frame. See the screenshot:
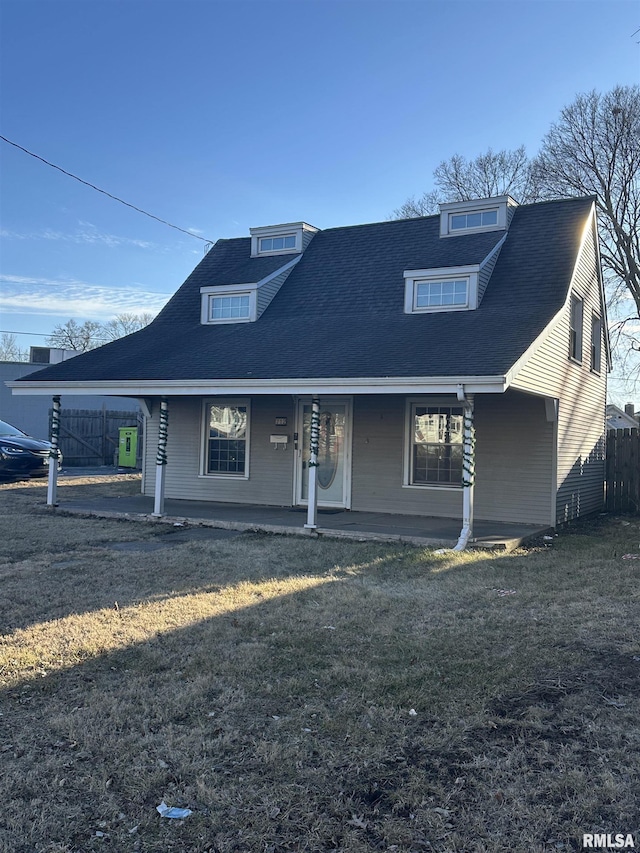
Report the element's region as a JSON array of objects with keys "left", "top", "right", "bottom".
[
  {"left": 403, "top": 398, "right": 464, "bottom": 490},
  {"left": 250, "top": 223, "right": 309, "bottom": 257},
  {"left": 200, "top": 398, "right": 251, "bottom": 479},
  {"left": 258, "top": 234, "right": 297, "bottom": 254},
  {"left": 200, "top": 285, "right": 257, "bottom": 324},
  {"left": 569, "top": 293, "right": 584, "bottom": 363},
  {"left": 449, "top": 208, "right": 499, "bottom": 232},
  {"left": 439, "top": 196, "right": 511, "bottom": 237},
  {"left": 404, "top": 265, "right": 479, "bottom": 314}
]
